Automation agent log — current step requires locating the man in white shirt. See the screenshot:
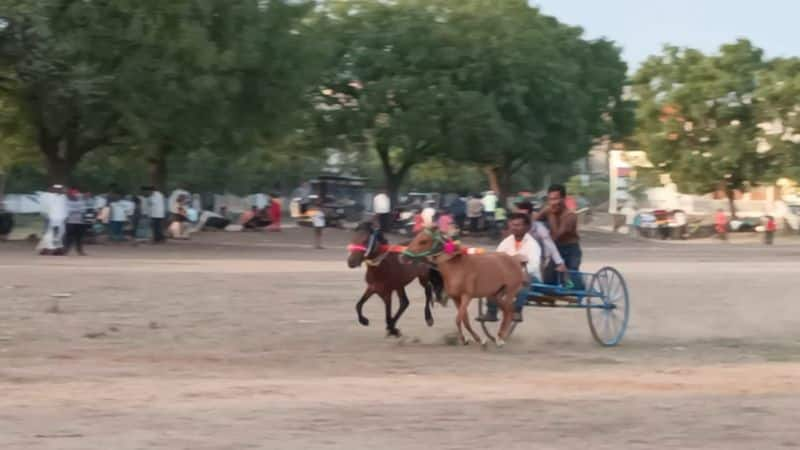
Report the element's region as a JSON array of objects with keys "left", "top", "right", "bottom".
[
  {"left": 37, "top": 184, "right": 68, "bottom": 255},
  {"left": 143, "top": 186, "right": 166, "bottom": 243},
  {"left": 480, "top": 213, "right": 541, "bottom": 323},
  {"left": 373, "top": 189, "right": 391, "bottom": 232},
  {"left": 109, "top": 194, "right": 128, "bottom": 242},
  {"left": 421, "top": 200, "right": 437, "bottom": 227}
]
